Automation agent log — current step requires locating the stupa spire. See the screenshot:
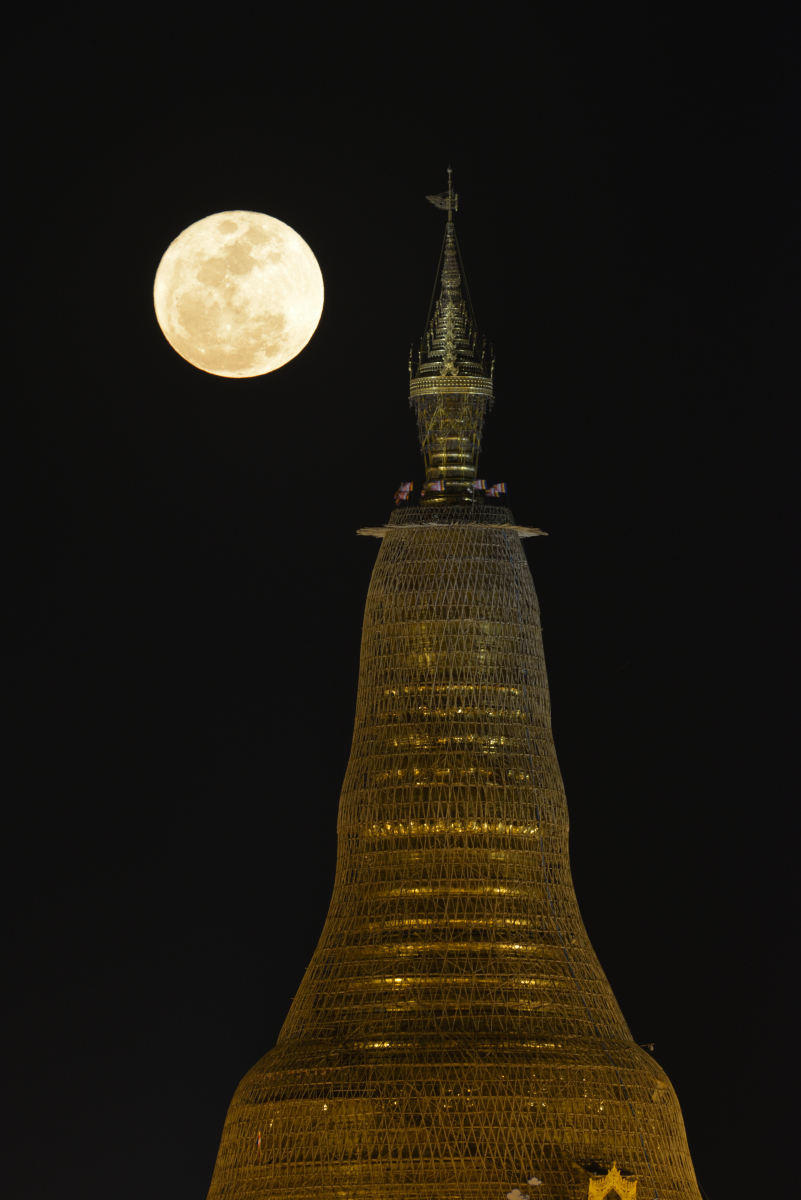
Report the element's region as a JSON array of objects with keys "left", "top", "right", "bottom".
[
  {"left": 203, "top": 185, "right": 704, "bottom": 1200},
  {"left": 410, "top": 173, "right": 494, "bottom": 503}
]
